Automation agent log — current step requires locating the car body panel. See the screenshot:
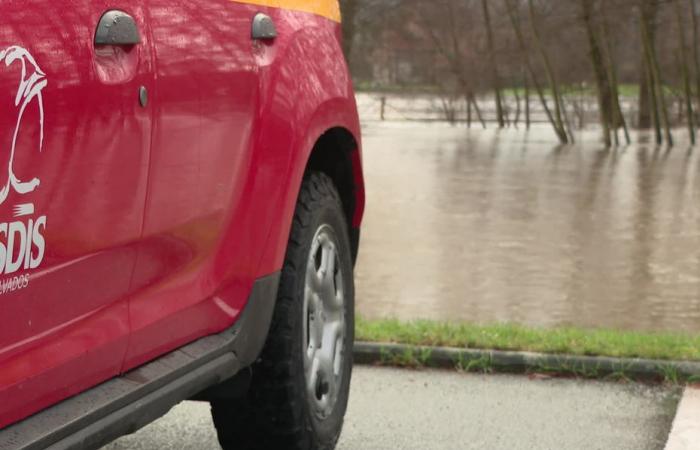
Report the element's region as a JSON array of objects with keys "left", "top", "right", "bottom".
[
  {"left": 246, "top": 7, "right": 362, "bottom": 276},
  {"left": 0, "top": 0, "right": 153, "bottom": 428},
  {"left": 0, "top": 0, "right": 364, "bottom": 432},
  {"left": 122, "top": 0, "right": 263, "bottom": 371},
  {"left": 122, "top": 2, "right": 363, "bottom": 373}
]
